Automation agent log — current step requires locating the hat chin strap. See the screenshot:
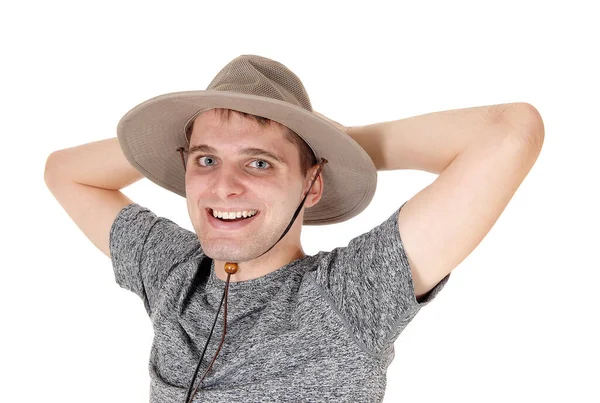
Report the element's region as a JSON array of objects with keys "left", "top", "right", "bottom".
[{"left": 184, "top": 157, "right": 328, "bottom": 402}]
